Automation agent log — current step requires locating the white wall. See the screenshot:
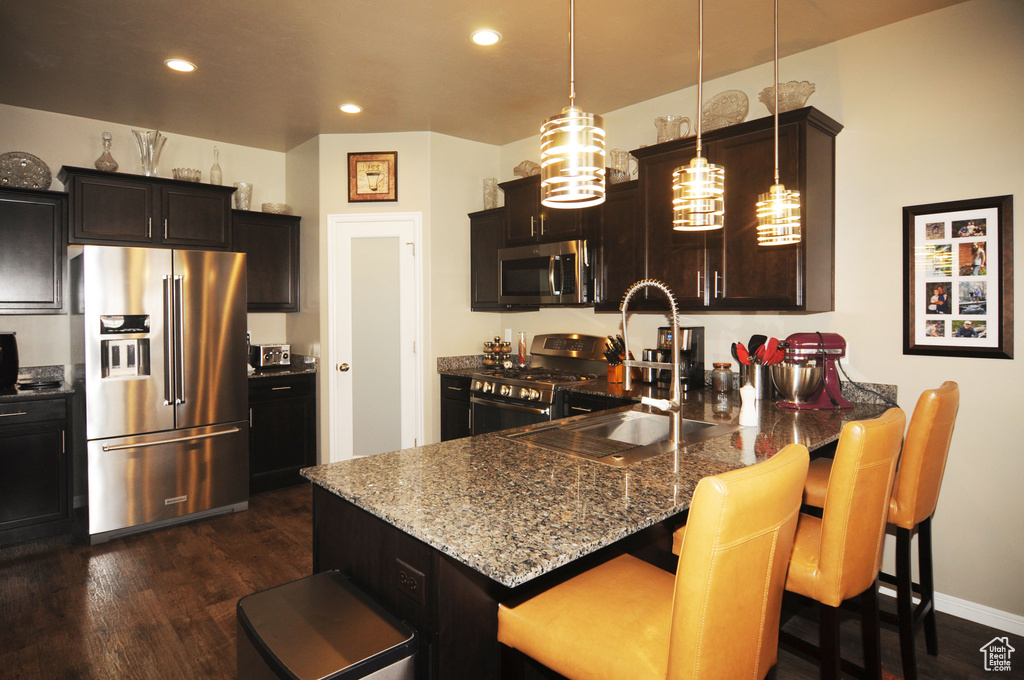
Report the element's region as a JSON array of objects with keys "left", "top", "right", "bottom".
[
  {"left": 302, "top": 132, "right": 499, "bottom": 457},
  {"left": 496, "top": 0, "right": 1024, "bottom": 619},
  {"left": 0, "top": 103, "right": 288, "bottom": 368}
]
